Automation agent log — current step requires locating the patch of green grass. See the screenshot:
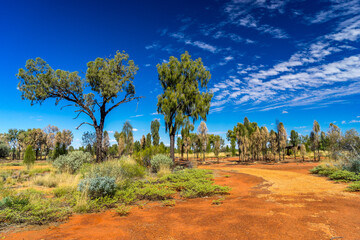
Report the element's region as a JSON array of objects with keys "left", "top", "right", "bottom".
[
  {"left": 162, "top": 199, "right": 176, "bottom": 207},
  {"left": 346, "top": 181, "right": 360, "bottom": 192},
  {"left": 212, "top": 197, "right": 225, "bottom": 205},
  {"left": 116, "top": 204, "right": 131, "bottom": 216},
  {"left": 329, "top": 170, "right": 360, "bottom": 182}
]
